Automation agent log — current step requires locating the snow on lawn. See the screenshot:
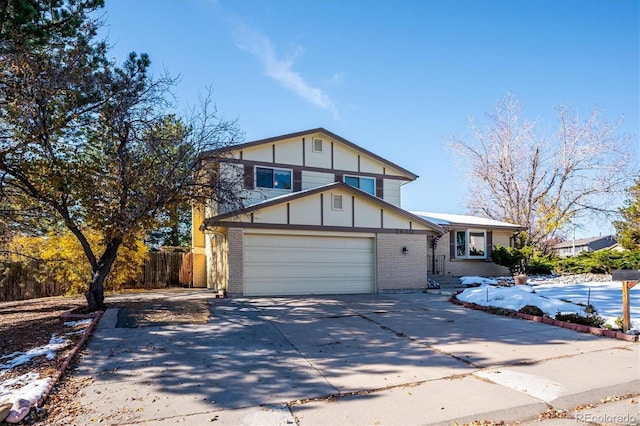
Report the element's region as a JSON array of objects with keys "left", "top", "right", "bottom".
[
  {"left": 0, "top": 318, "right": 93, "bottom": 415},
  {"left": 456, "top": 278, "right": 640, "bottom": 332},
  {"left": 0, "top": 373, "right": 51, "bottom": 407},
  {"left": 460, "top": 276, "right": 499, "bottom": 286},
  {"left": 0, "top": 335, "right": 69, "bottom": 373}
]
